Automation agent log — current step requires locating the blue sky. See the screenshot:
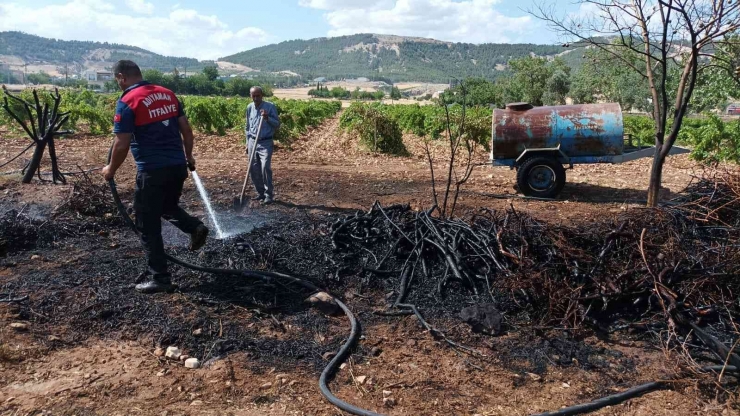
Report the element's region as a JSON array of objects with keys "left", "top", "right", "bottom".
[{"left": 0, "top": 0, "right": 578, "bottom": 60}]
